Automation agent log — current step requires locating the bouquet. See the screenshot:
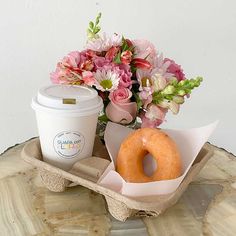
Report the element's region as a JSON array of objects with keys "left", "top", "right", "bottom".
[{"left": 50, "top": 13, "right": 203, "bottom": 128}]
